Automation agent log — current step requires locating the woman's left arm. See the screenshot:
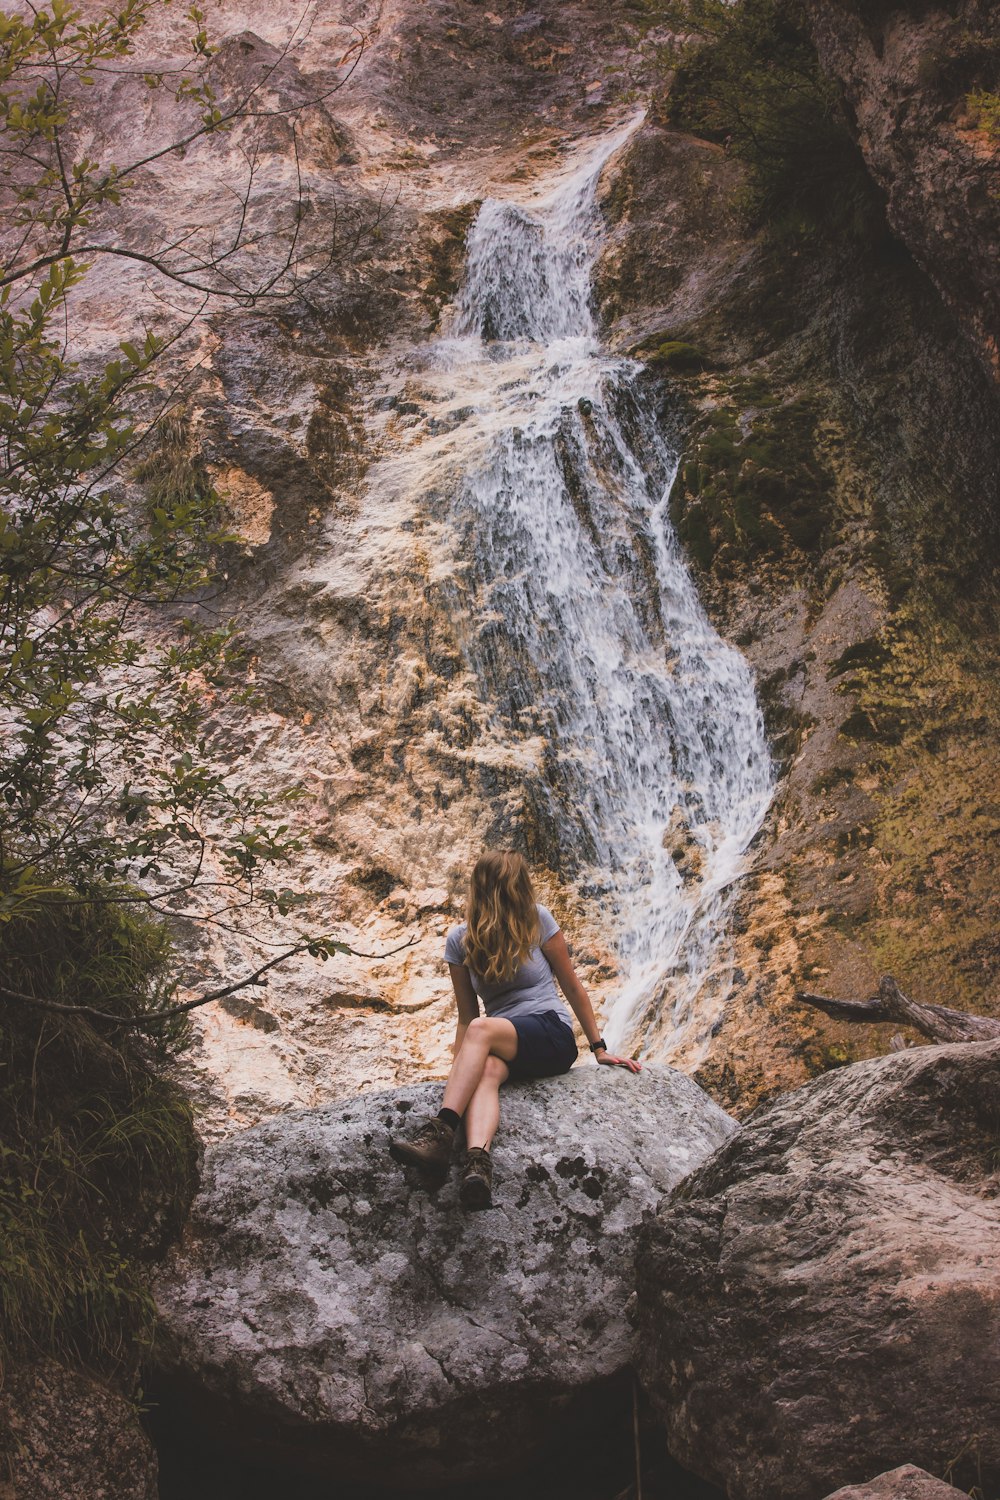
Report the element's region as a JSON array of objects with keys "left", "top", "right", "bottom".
[{"left": 541, "top": 932, "right": 641, "bottom": 1073}]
